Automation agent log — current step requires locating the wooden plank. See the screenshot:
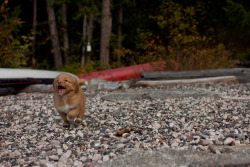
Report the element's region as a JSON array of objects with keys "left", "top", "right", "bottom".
[
  {"left": 136, "top": 76, "right": 238, "bottom": 87},
  {"left": 141, "top": 68, "right": 250, "bottom": 83}
]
